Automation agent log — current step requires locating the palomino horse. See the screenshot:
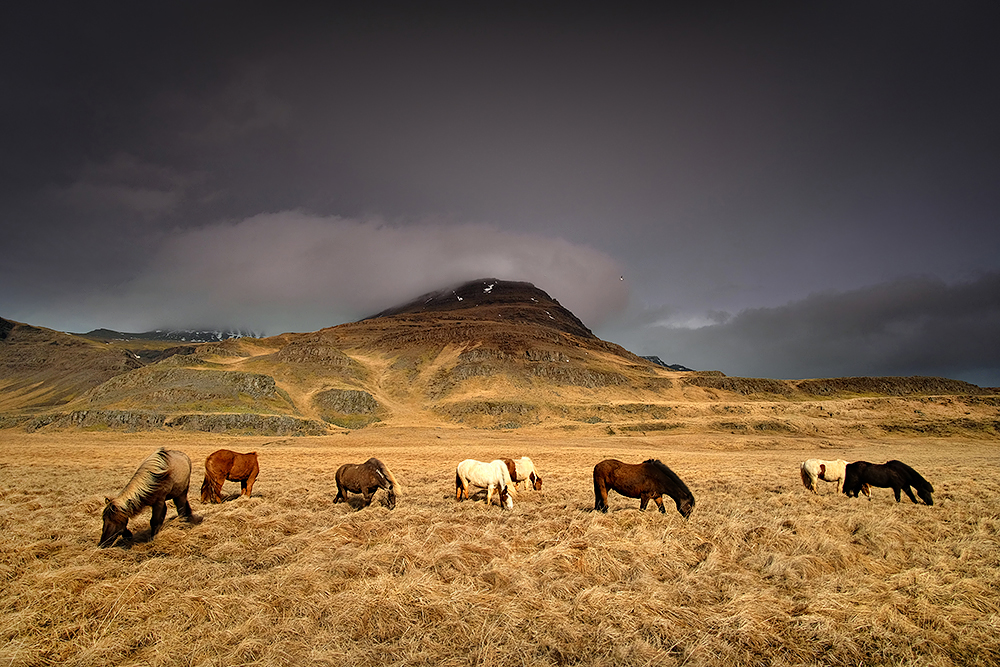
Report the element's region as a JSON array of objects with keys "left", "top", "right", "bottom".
[
  {"left": 334, "top": 458, "right": 400, "bottom": 509},
  {"left": 801, "top": 458, "right": 871, "bottom": 499},
  {"left": 593, "top": 458, "right": 695, "bottom": 518},
  {"left": 201, "top": 449, "right": 259, "bottom": 503},
  {"left": 503, "top": 456, "right": 542, "bottom": 491},
  {"left": 844, "top": 460, "right": 934, "bottom": 505},
  {"left": 100, "top": 448, "right": 200, "bottom": 547},
  {"left": 456, "top": 459, "right": 514, "bottom": 509}
]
